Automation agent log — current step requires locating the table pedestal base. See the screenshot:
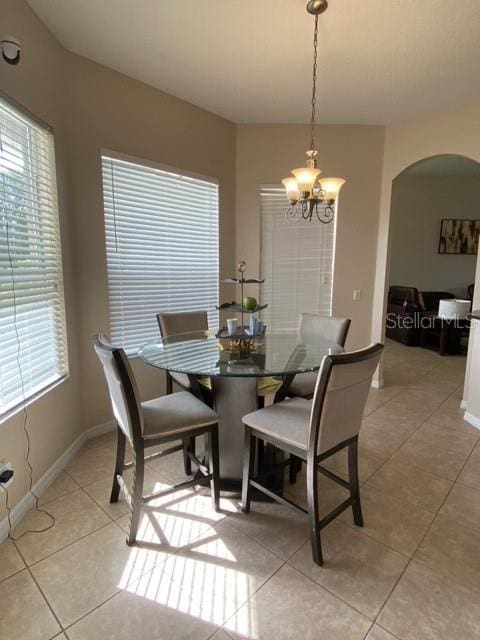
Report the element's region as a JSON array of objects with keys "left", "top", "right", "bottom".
[{"left": 210, "top": 376, "right": 285, "bottom": 496}]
